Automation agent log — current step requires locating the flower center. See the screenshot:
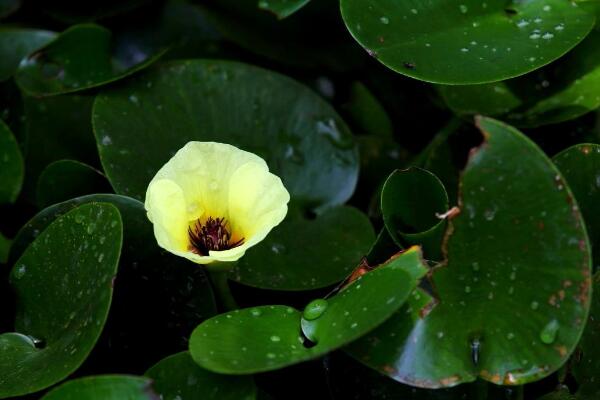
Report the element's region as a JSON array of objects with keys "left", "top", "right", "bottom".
[{"left": 188, "top": 217, "right": 244, "bottom": 255}]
